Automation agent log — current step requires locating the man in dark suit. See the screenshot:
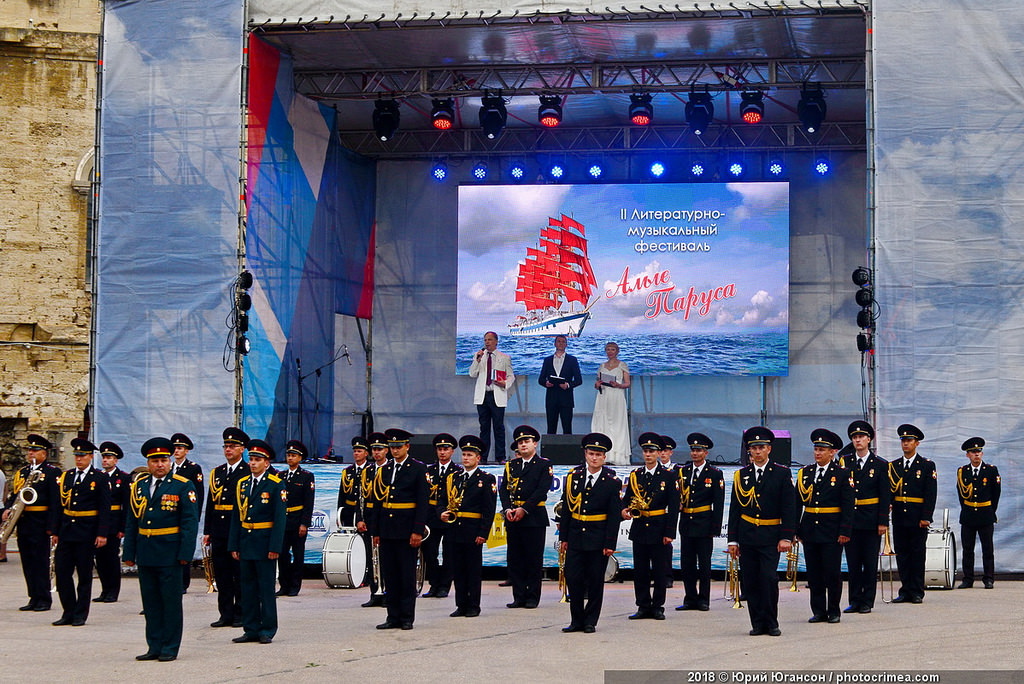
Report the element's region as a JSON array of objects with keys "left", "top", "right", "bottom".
[
  {"left": 170, "top": 433, "right": 204, "bottom": 594},
  {"left": 367, "top": 428, "right": 430, "bottom": 630},
  {"left": 355, "top": 432, "right": 390, "bottom": 607},
  {"left": 499, "top": 425, "right": 553, "bottom": 609},
  {"left": 440, "top": 435, "right": 496, "bottom": 617},
  {"left": 277, "top": 440, "right": 315, "bottom": 597},
  {"left": 422, "top": 433, "right": 463, "bottom": 598},
  {"left": 889, "top": 423, "right": 937, "bottom": 603},
  {"left": 229, "top": 439, "right": 287, "bottom": 644},
  {"left": 839, "top": 420, "right": 890, "bottom": 614},
  {"left": 676, "top": 432, "right": 725, "bottom": 612},
  {"left": 204, "top": 427, "right": 249, "bottom": 627},
  {"left": 795, "top": 429, "right": 854, "bottom": 624},
  {"left": 52, "top": 438, "right": 111, "bottom": 626},
  {"left": 728, "top": 426, "right": 796, "bottom": 637},
  {"left": 557, "top": 432, "right": 621, "bottom": 634},
  {"left": 4, "top": 434, "right": 61, "bottom": 612},
  {"left": 124, "top": 437, "right": 199, "bottom": 662},
  {"left": 93, "top": 441, "right": 129, "bottom": 603},
  {"left": 622, "top": 433, "right": 680, "bottom": 620},
  {"left": 538, "top": 335, "right": 584, "bottom": 434},
  {"left": 956, "top": 437, "right": 1000, "bottom": 589}
]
